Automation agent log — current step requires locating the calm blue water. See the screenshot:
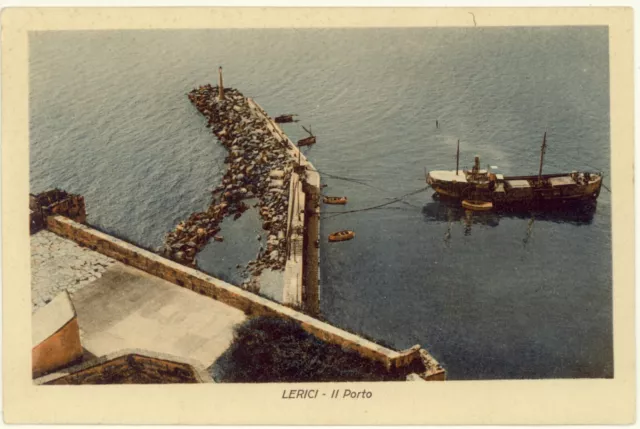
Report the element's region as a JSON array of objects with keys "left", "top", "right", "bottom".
[{"left": 30, "top": 27, "right": 612, "bottom": 380}]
